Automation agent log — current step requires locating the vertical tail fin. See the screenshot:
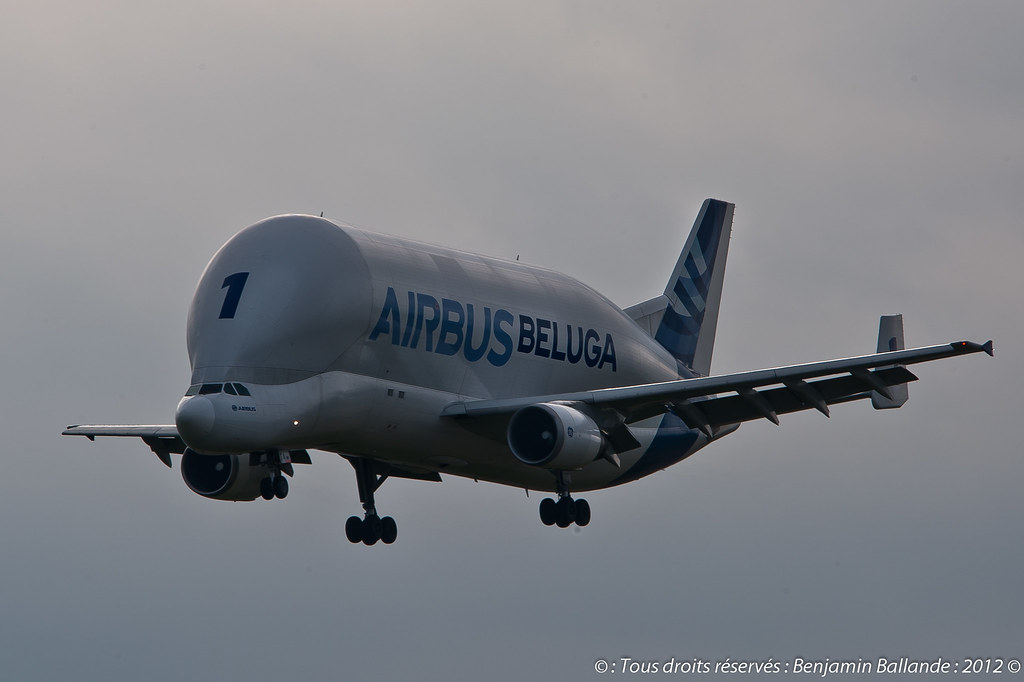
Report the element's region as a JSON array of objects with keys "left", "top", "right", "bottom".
[
  {"left": 871, "top": 314, "right": 910, "bottom": 409},
  {"left": 650, "top": 199, "right": 734, "bottom": 376}
]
